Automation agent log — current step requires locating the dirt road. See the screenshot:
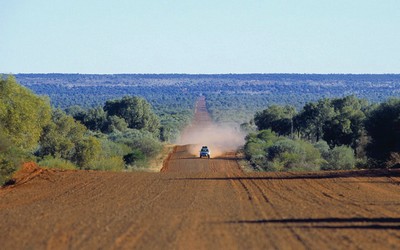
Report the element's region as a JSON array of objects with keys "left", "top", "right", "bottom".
[{"left": 1, "top": 97, "right": 400, "bottom": 249}]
